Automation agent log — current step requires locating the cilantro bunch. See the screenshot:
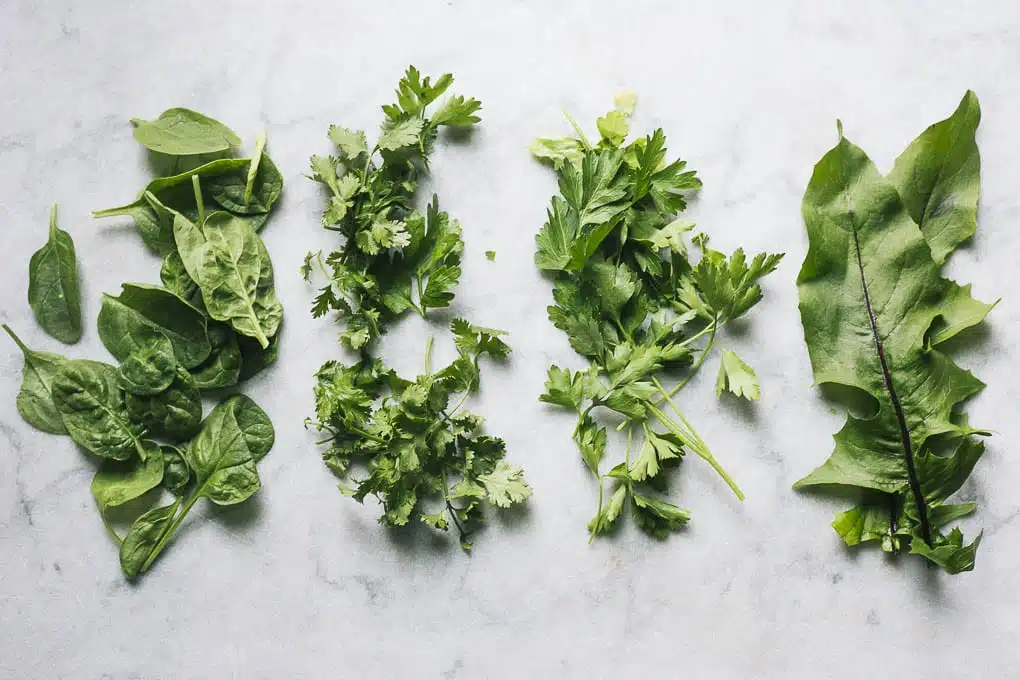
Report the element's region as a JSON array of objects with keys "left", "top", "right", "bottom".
[
  {"left": 532, "top": 94, "right": 782, "bottom": 540},
  {"left": 308, "top": 320, "right": 528, "bottom": 550},
  {"left": 303, "top": 66, "right": 481, "bottom": 350},
  {"left": 305, "top": 68, "right": 530, "bottom": 549}
]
